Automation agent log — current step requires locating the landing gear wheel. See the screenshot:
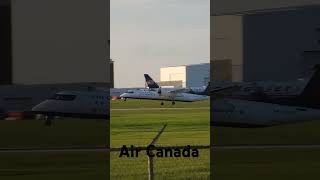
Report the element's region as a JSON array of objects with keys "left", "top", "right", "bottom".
[
  {"left": 44, "top": 116, "right": 53, "bottom": 126},
  {"left": 161, "top": 102, "right": 164, "bottom": 106},
  {"left": 172, "top": 101, "right": 176, "bottom": 105},
  {"left": 124, "top": 98, "right": 127, "bottom": 101}
]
